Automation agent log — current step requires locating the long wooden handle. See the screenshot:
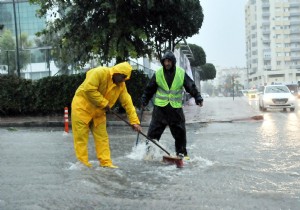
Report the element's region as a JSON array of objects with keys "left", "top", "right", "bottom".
[
  {"left": 110, "top": 110, "right": 171, "bottom": 156},
  {"left": 135, "top": 109, "right": 143, "bottom": 146}
]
